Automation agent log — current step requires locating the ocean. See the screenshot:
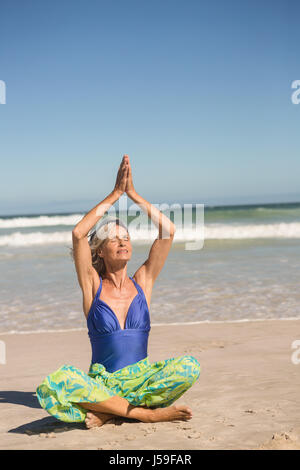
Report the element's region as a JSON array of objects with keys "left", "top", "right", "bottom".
[{"left": 1, "top": 202, "right": 300, "bottom": 334}]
